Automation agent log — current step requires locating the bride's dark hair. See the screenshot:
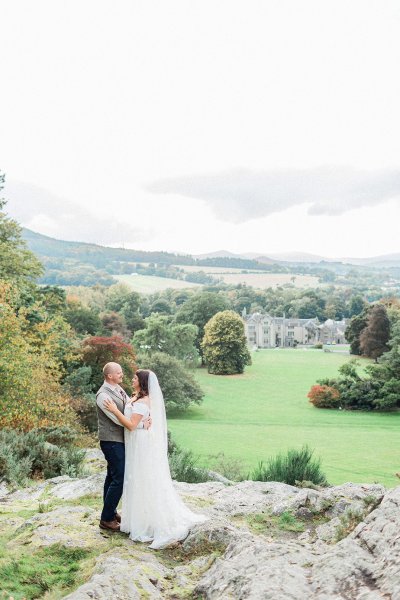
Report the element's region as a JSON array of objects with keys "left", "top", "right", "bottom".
[{"left": 135, "top": 369, "right": 150, "bottom": 399}]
